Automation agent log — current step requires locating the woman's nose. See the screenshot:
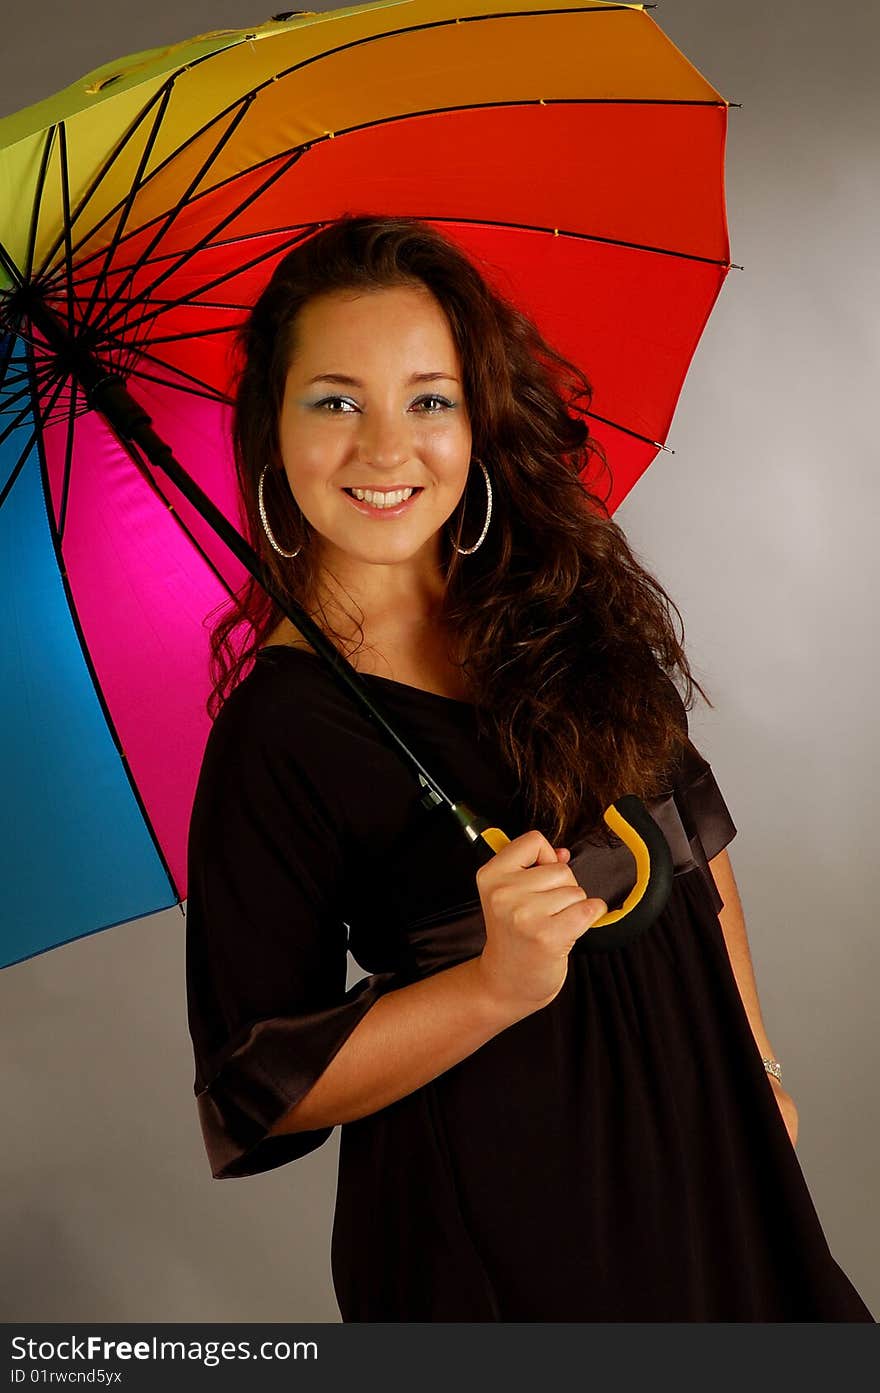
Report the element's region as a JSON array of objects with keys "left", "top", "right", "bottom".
[{"left": 353, "top": 410, "right": 412, "bottom": 468}]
